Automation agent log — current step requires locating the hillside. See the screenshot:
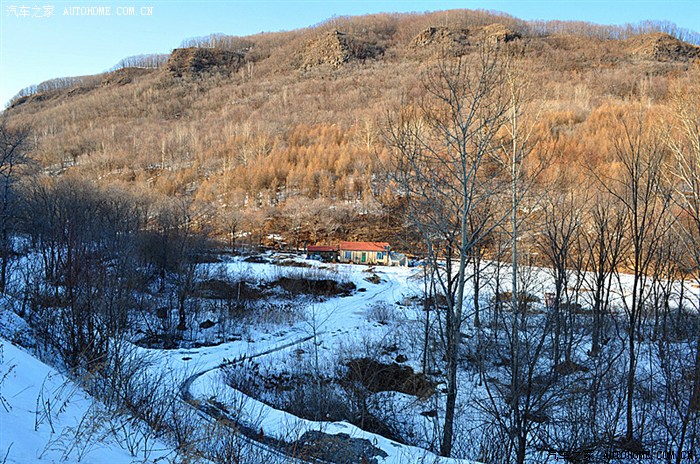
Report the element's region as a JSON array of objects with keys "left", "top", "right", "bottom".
[{"left": 3, "top": 9, "right": 700, "bottom": 248}]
